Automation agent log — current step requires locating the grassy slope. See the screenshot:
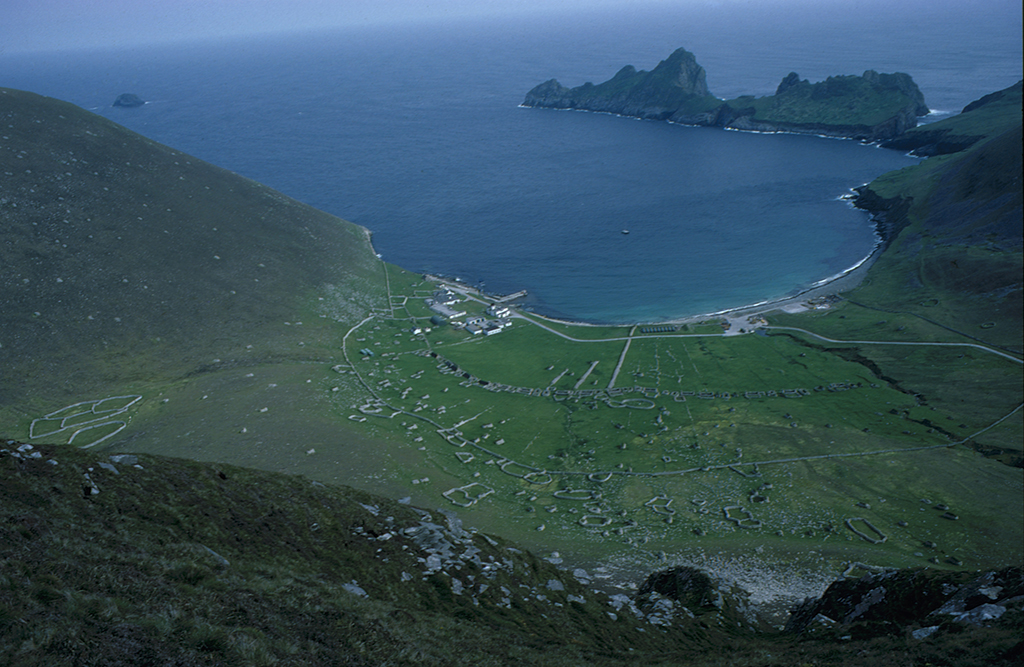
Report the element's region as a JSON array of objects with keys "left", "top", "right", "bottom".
[
  {"left": 0, "top": 87, "right": 386, "bottom": 391},
  {"left": 0, "top": 87, "right": 390, "bottom": 468},
  {"left": 0, "top": 442, "right": 683, "bottom": 666}
]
